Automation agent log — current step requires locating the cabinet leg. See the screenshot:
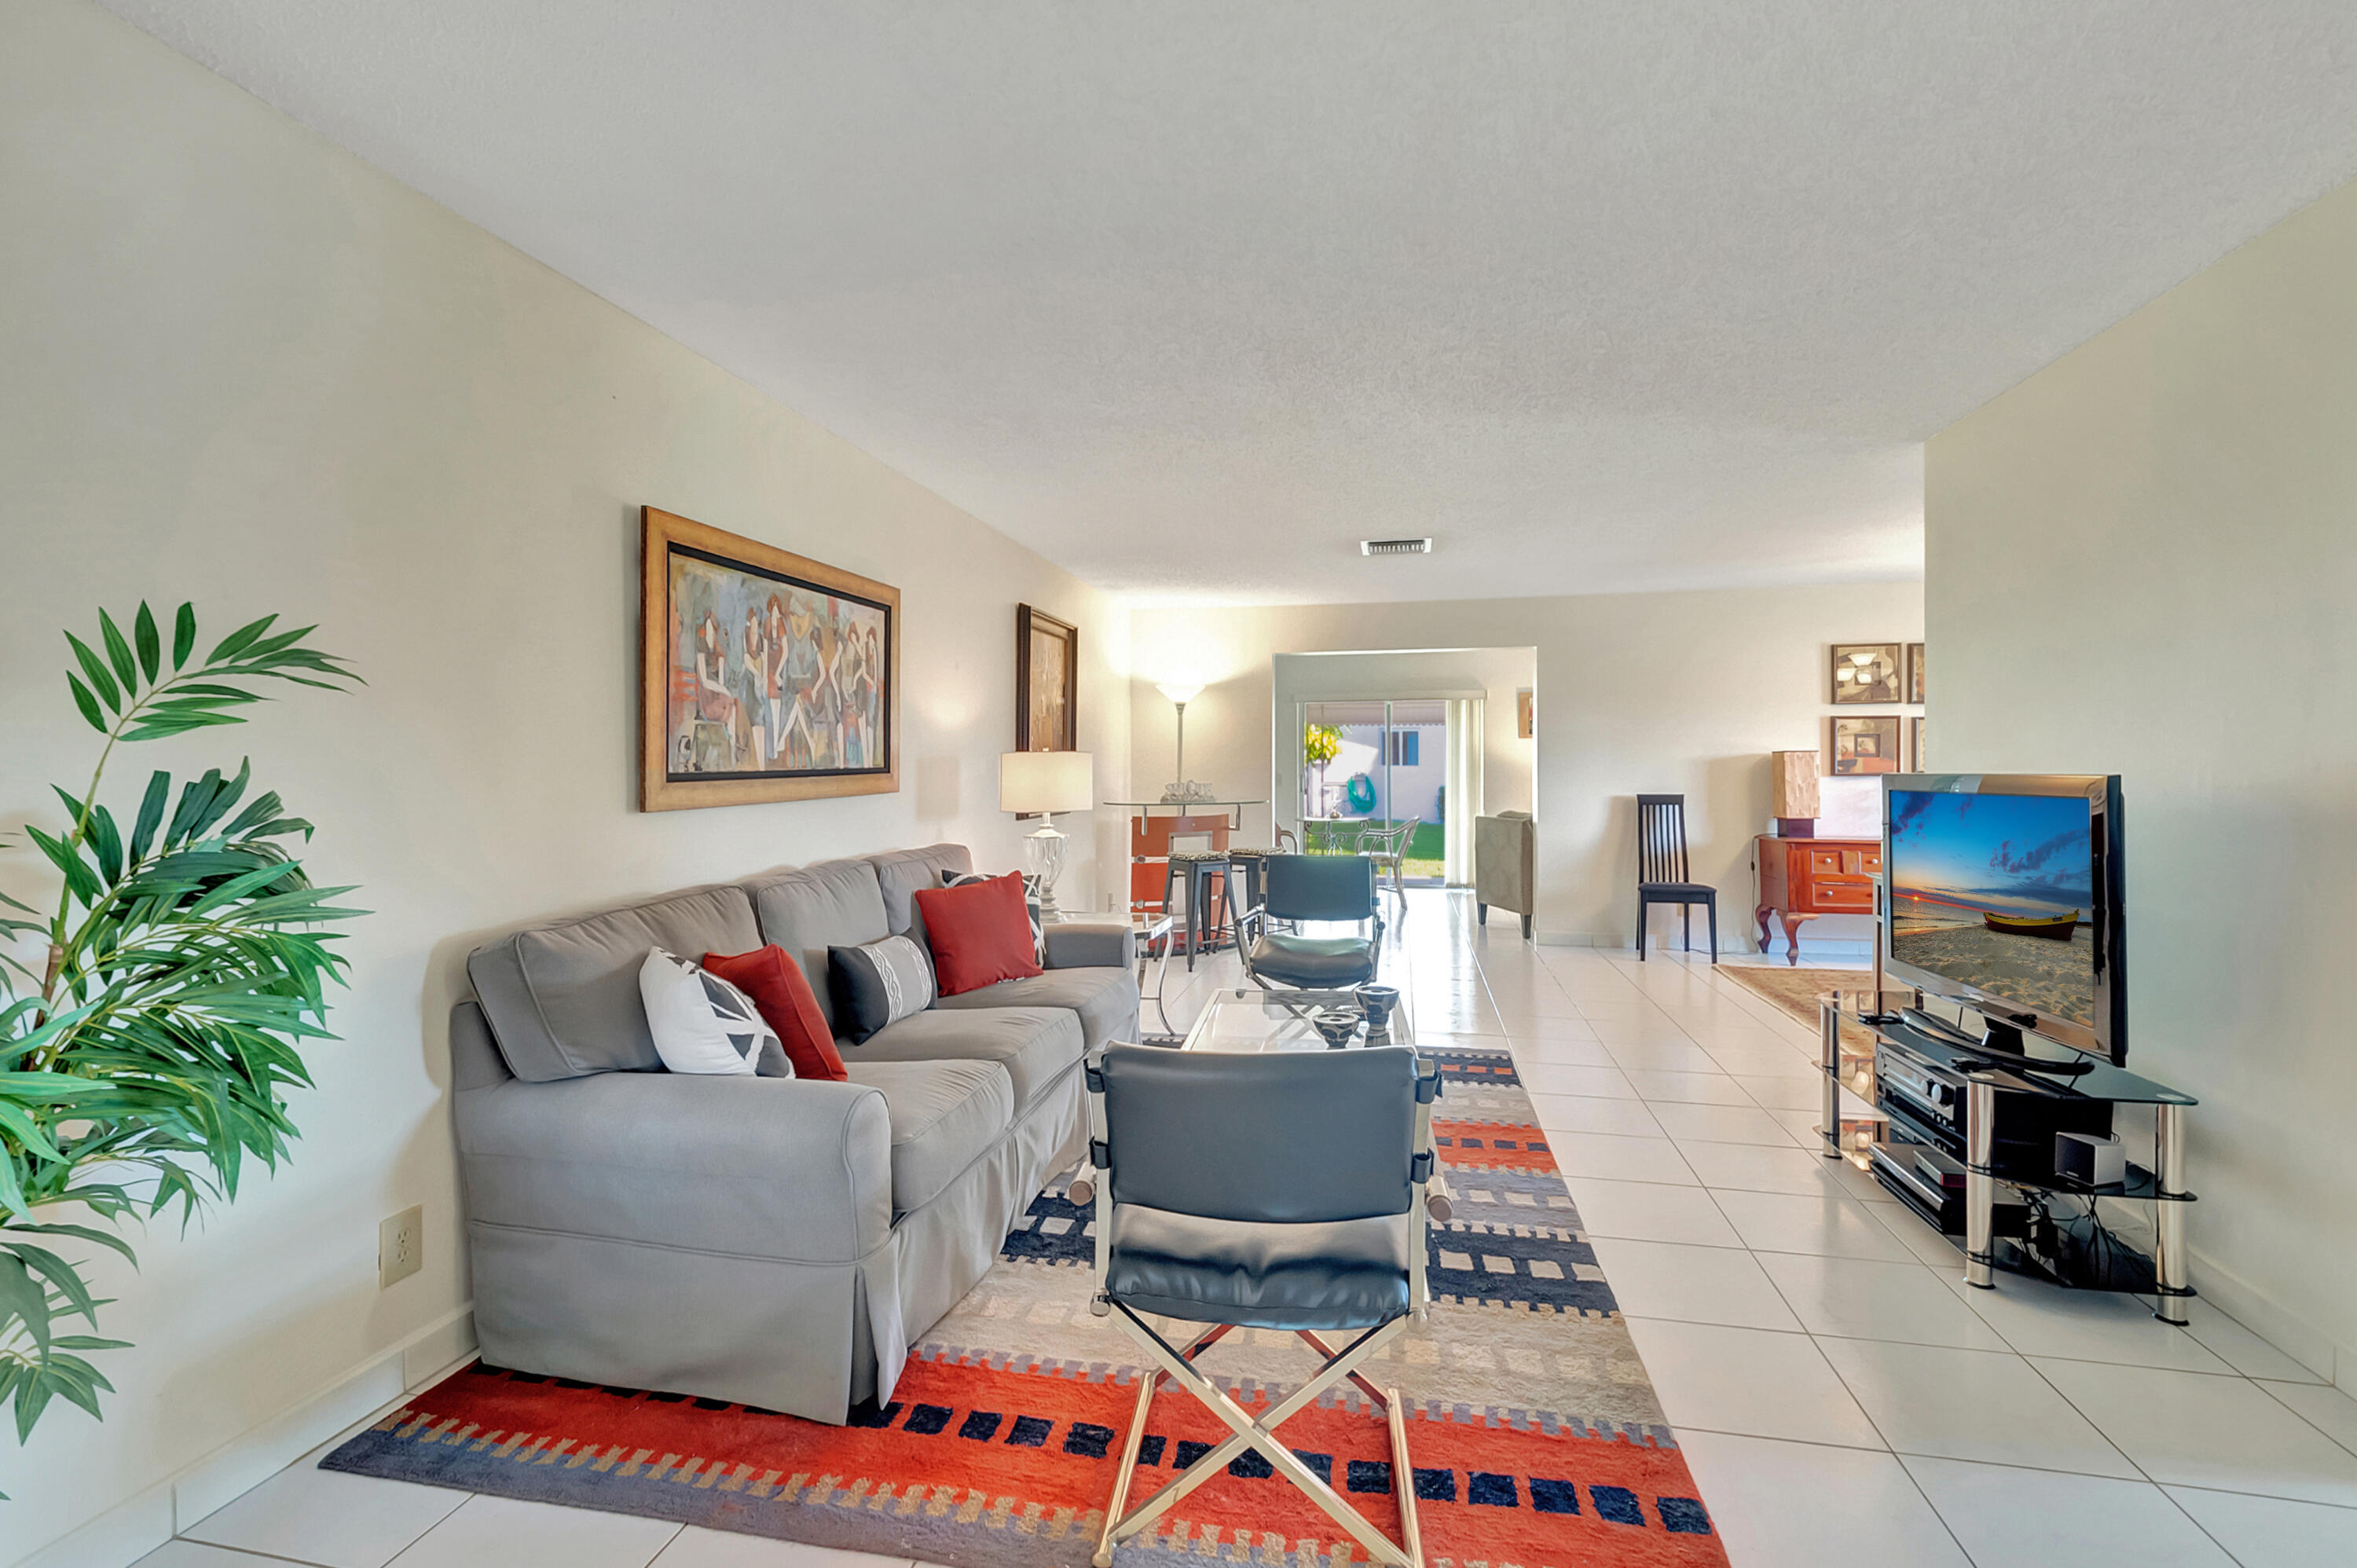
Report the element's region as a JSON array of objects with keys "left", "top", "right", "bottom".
[
  {"left": 1964, "top": 1079, "right": 1998, "bottom": 1290},
  {"left": 1755, "top": 904, "right": 1772, "bottom": 954},
  {"left": 2154, "top": 1105, "right": 2191, "bottom": 1324},
  {"left": 1780, "top": 911, "right": 1808, "bottom": 966}
]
